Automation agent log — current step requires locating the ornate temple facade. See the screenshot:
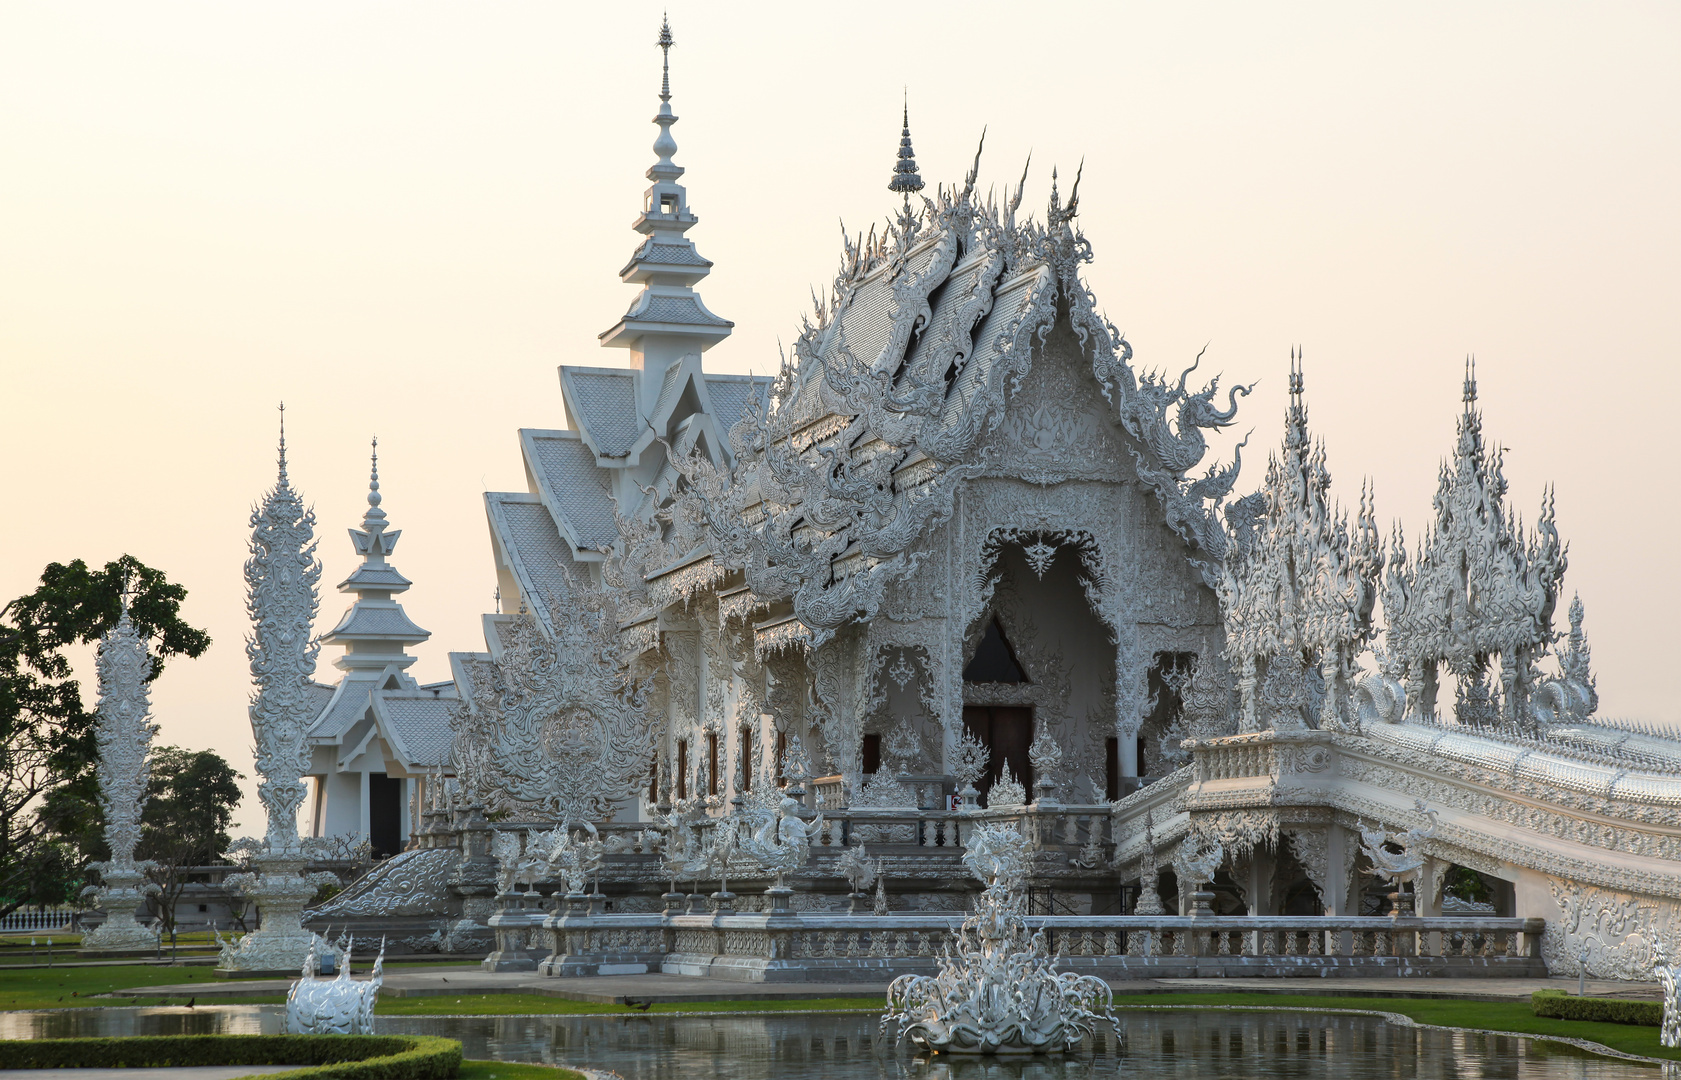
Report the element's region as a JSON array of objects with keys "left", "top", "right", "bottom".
[{"left": 297, "top": 22, "right": 1681, "bottom": 981}]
